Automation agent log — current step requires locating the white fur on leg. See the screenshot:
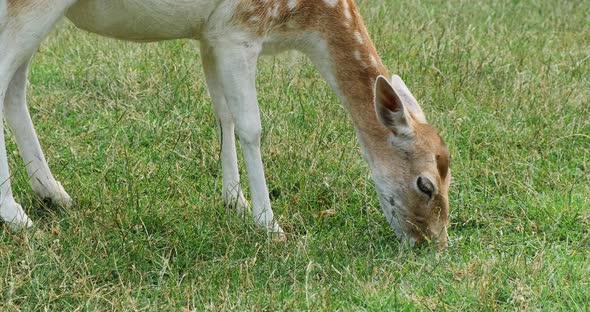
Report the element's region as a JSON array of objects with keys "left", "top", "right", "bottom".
[
  {"left": 1, "top": 85, "right": 33, "bottom": 230},
  {"left": 208, "top": 36, "right": 284, "bottom": 236},
  {"left": 201, "top": 46, "right": 249, "bottom": 215},
  {"left": 222, "top": 183, "right": 249, "bottom": 215},
  {"left": 0, "top": 200, "right": 33, "bottom": 231},
  {"left": 4, "top": 60, "right": 72, "bottom": 208},
  {"left": 1, "top": 56, "right": 33, "bottom": 229},
  {"left": 31, "top": 179, "right": 72, "bottom": 207},
  {"left": 0, "top": 0, "right": 76, "bottom": 229}
]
